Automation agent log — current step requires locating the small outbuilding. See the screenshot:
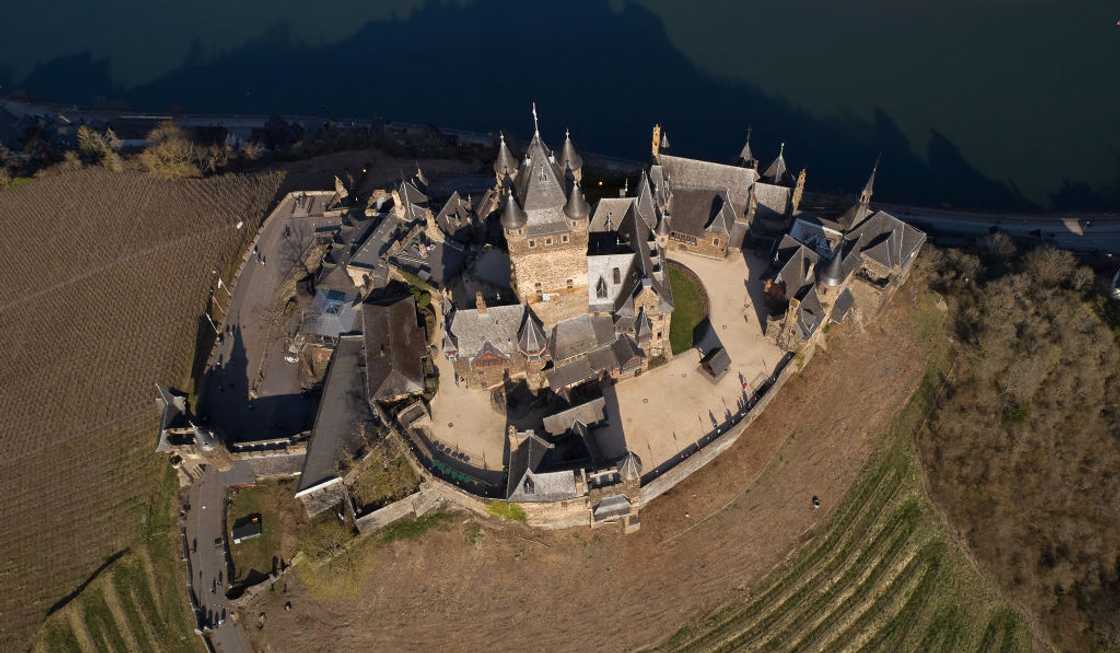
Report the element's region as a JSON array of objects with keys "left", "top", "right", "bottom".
[
  {"left": 700, "top": 346, "right": 731, "bottom": 381},
  {"left": 232, "top": 514, "right": 263, "bottom": 544}
]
